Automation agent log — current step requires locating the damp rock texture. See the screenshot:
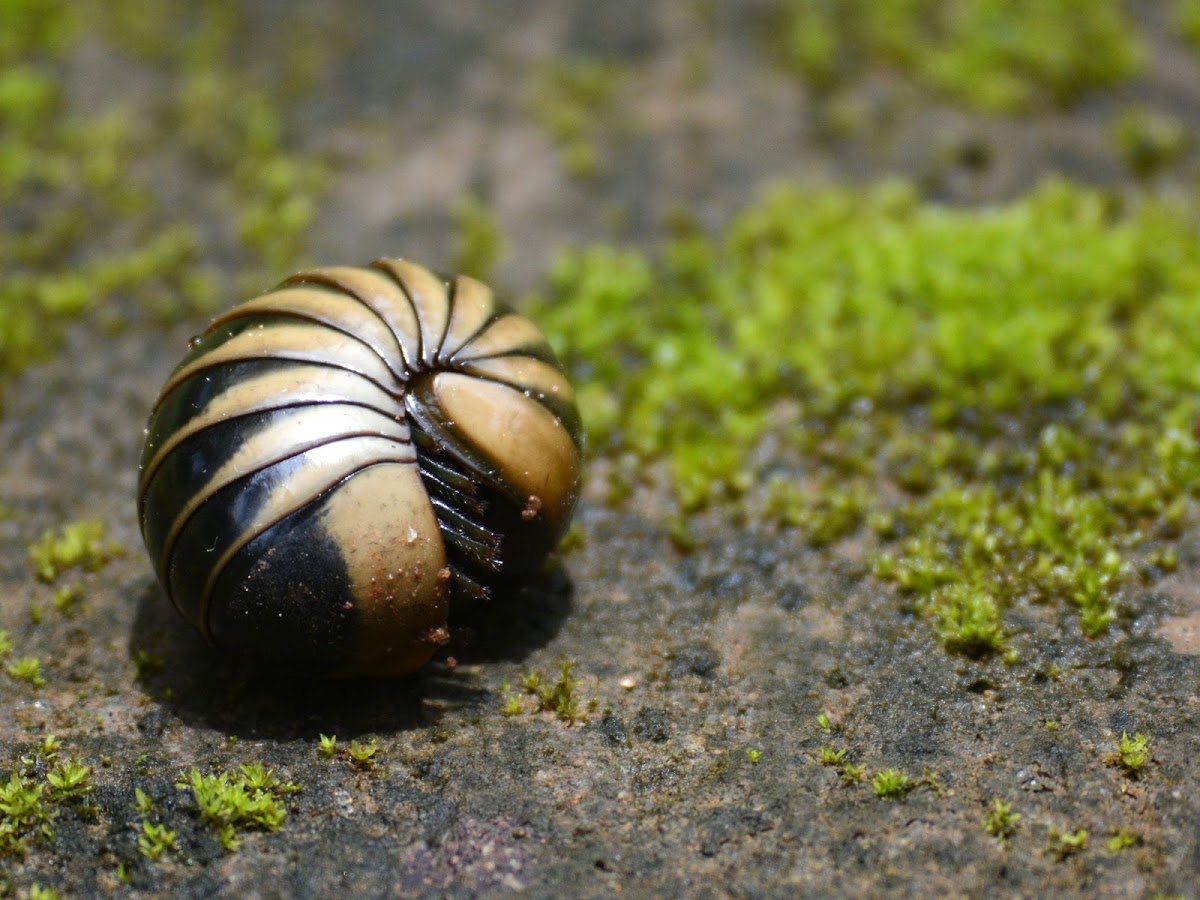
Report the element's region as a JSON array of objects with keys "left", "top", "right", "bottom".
[{"left": 2, "top": 1, "right": 1200, "bottom": 897}]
